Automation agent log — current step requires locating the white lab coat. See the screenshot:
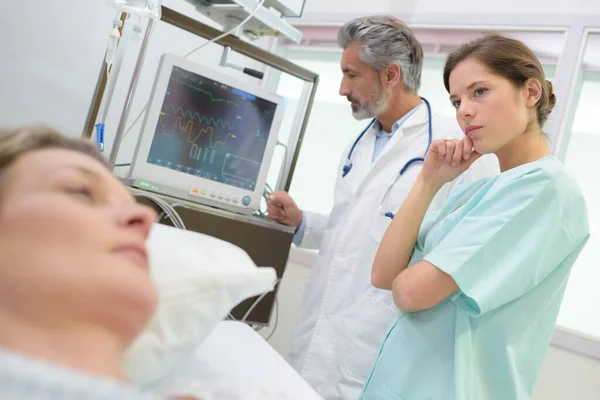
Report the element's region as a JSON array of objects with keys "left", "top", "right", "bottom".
[{"left": 287, "top": 105, "right": 499, "bottom": 400}]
